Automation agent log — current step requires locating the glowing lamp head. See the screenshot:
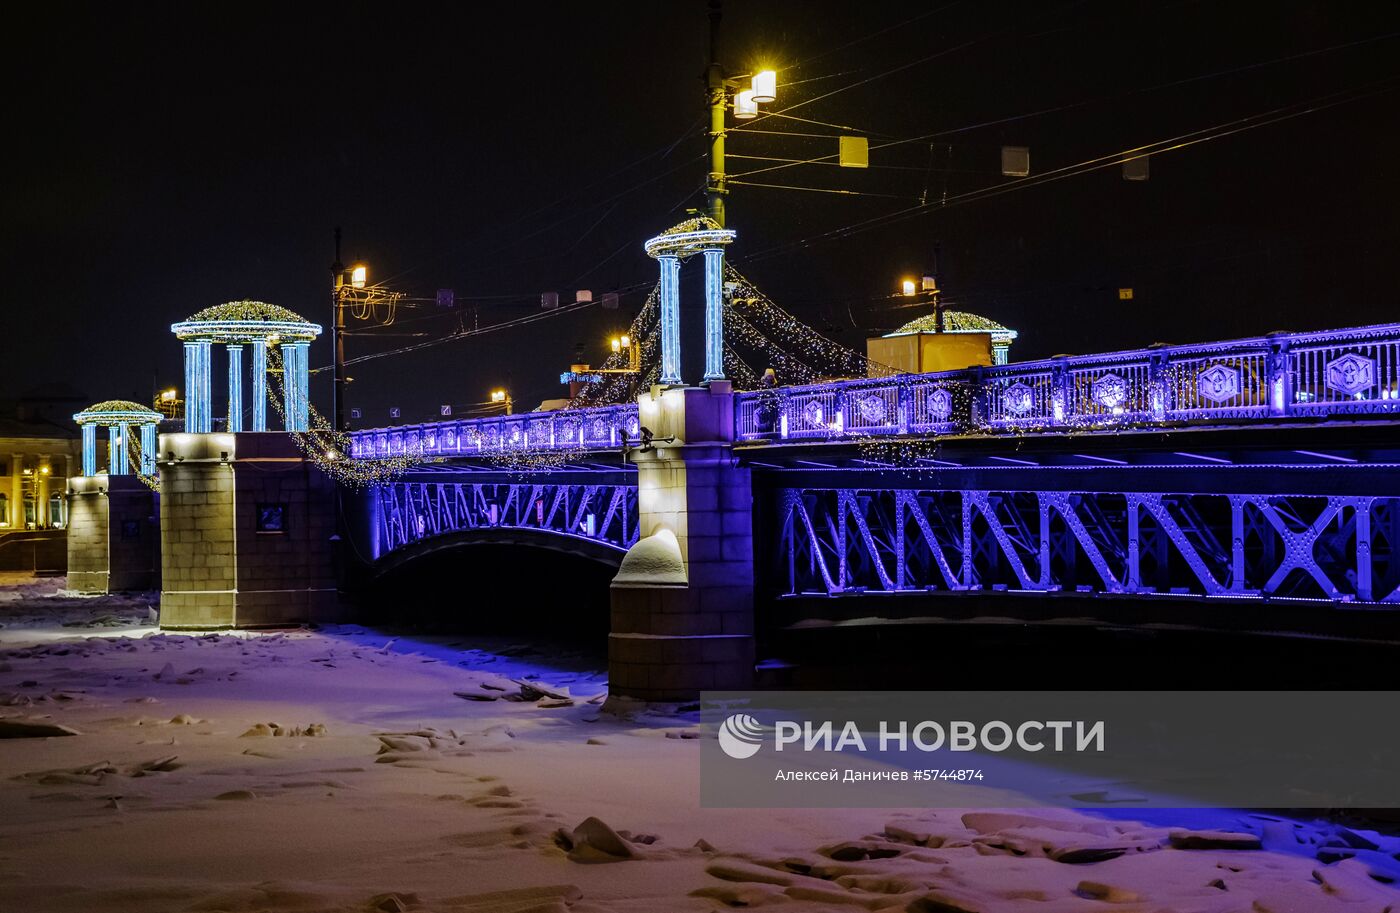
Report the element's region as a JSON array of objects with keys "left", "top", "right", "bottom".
[
  {"left": 620, "top": 335, "right": 630, "bottom": 348},
  {"left": 40, "top": 466, "right": 50, "bottom": 475},
  {"left": 350, "top": 264, "right": 367, "bottom": 289},
  {"left": 490, "top": 389, "right": 507, "bottom": 403},
  {"left": 751, "top": 70, "right": 777, "bottom": 104},
  {"left": 901, "top": 279, "right": 917, "bottom": 297},
  {"left": 734, "top": 89, "right": 758, "bottom": 119},
  {"left": 611, "top": 337, "right": 621, "bottom": 353},
  {"left": 161, "top": 389, "right": 177, "bottom": 401}
]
